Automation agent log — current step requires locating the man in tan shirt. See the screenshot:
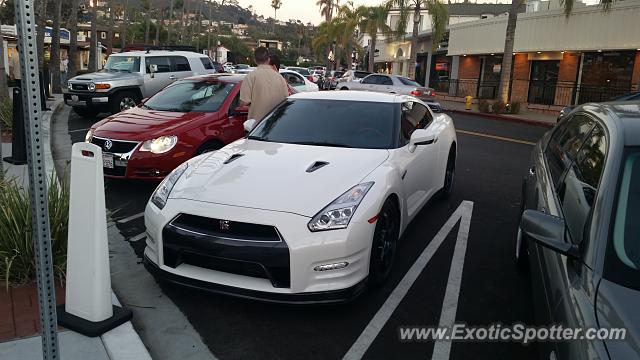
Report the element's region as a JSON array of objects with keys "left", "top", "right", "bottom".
[{"left": 240, "top": 47, "right": 289, "bottom": 121}]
